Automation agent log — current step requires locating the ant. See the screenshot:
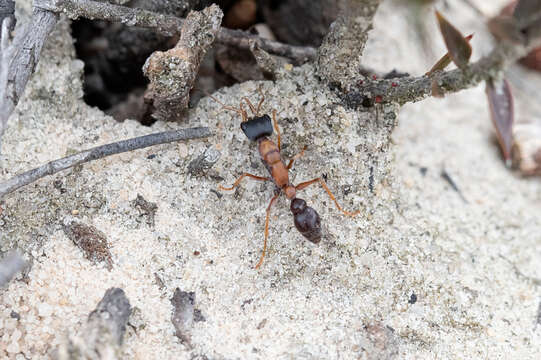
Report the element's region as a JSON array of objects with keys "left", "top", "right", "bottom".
[{"left": 207, "top": 88, "right": 359, "bottom": 269}]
